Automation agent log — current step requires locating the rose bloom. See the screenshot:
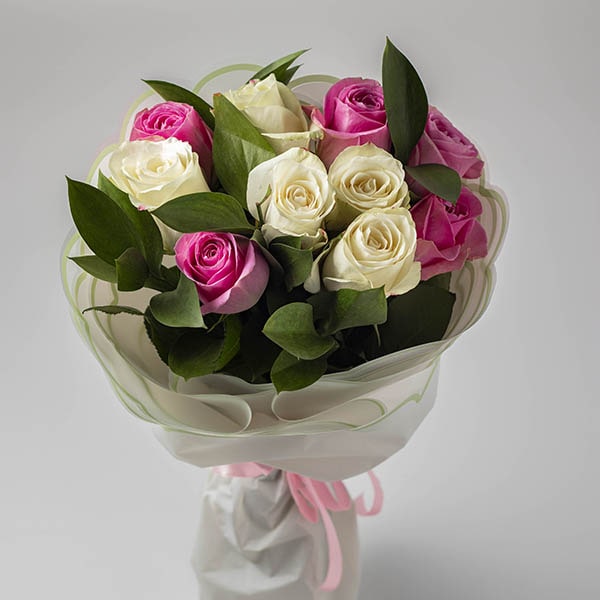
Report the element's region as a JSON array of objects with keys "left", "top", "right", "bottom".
[
  {"left": 246, "top": 147, "right": 334, "bottom": 247},
  {"left": 225, "top": 74, "right": 311, "bottom": 153},
  {"left": 321, "top": 207, "right": 420, "bottom": 297},
  {"left": 327, "top": 143, "right": 410, "bottom": 230},
  {"left": 109, "top": 138, "right": 209, "bottom": 211},
  {"left": 409, "top": 107, "right": 484, "bottom": 180},
  {"left": 130, "top": 101, "right": 213, "bottom": 183},
  {"left": 174, "top": 232, "right": 269, "bottom": 315},
  {"left": 410, "top": 187, "right": 488, "bottom": 280},
  {"left": 311, "top": 77, "right": 391, "bottom": 167}
]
